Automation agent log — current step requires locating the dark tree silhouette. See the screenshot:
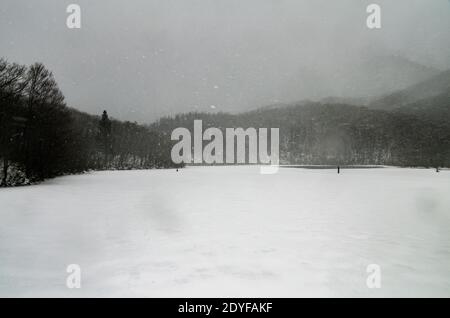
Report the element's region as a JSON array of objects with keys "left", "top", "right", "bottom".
[
  {"left": 99, "top": 110, "right": 112, "bottom": 167},
  {"left": 0, "top": 59, "right": 27, "bottom": 185}
]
